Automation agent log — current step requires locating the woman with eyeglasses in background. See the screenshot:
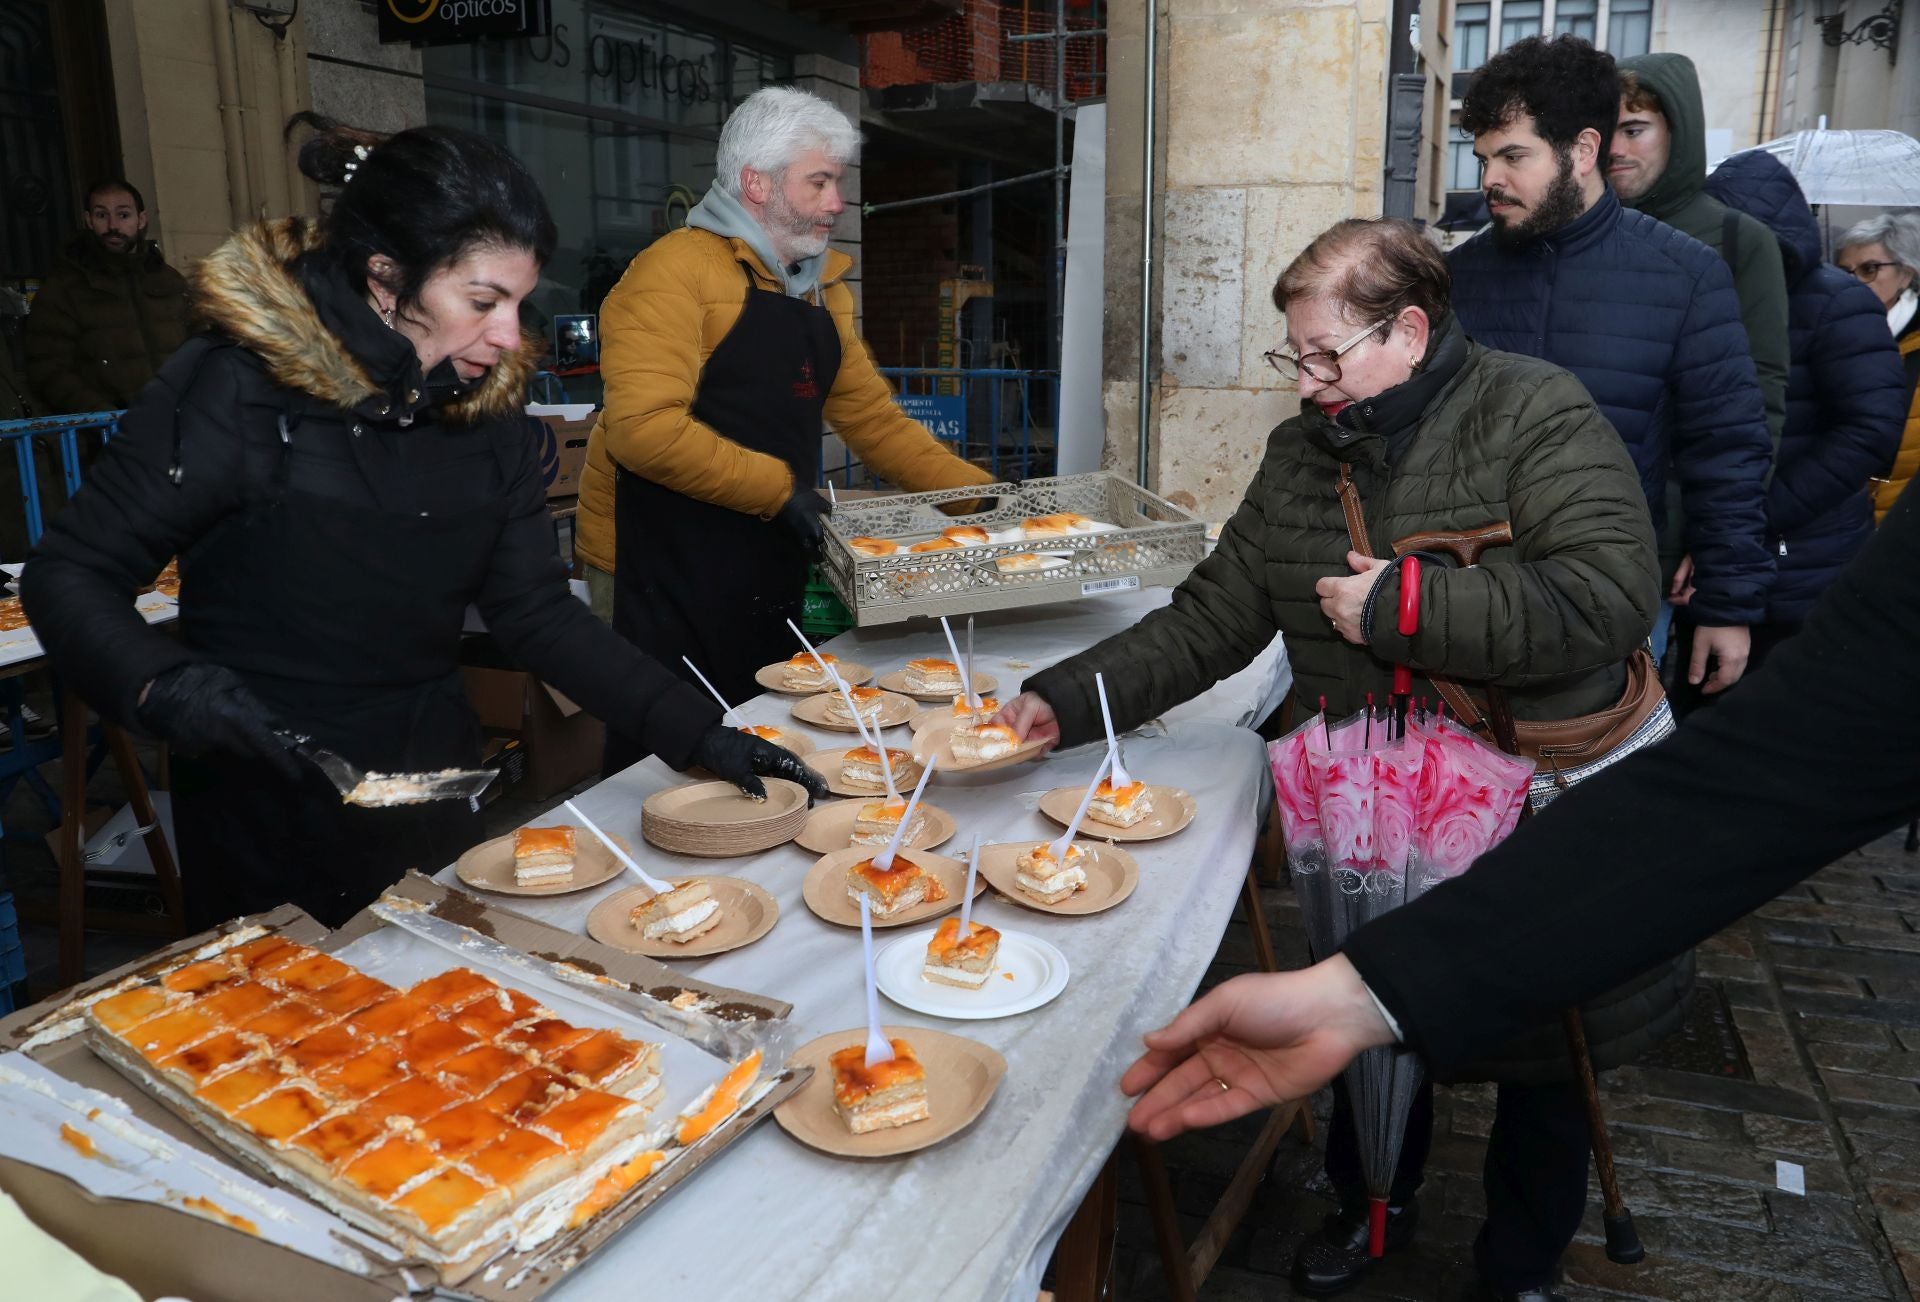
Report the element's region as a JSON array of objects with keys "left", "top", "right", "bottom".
[
  {"left": 1836, "top": 212, "right": 1920, "bottom": 522},
  {"left": 993, "top": 218, "right": 1665, "bottom": 1302}
]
